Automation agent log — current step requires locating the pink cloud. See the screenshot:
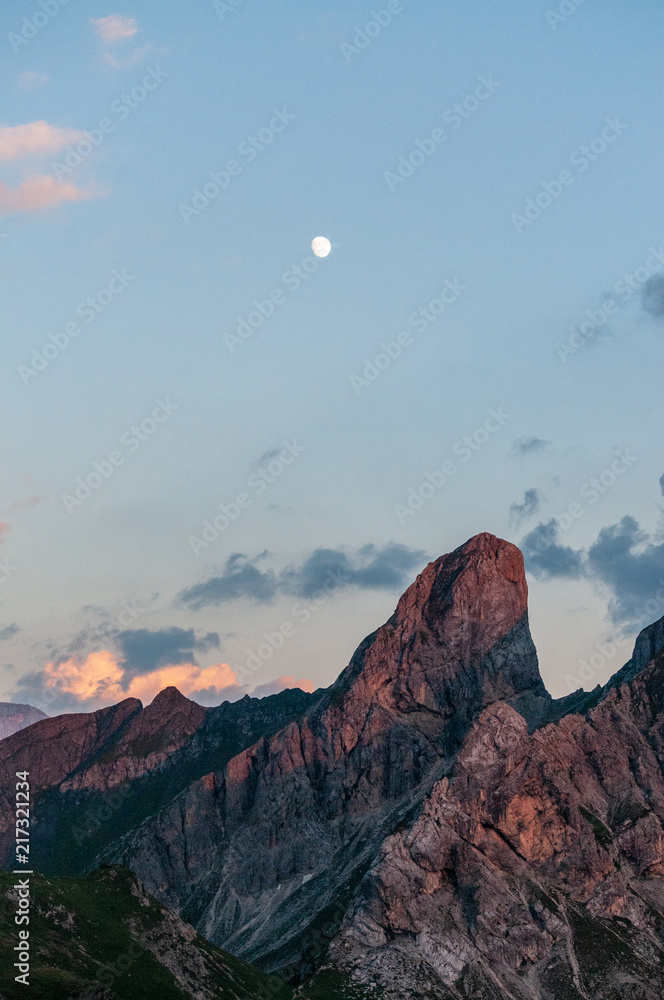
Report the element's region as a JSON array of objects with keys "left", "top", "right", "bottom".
[
  {"left": 90, "top": 15, "right": 138, "bottom": 44},
  {"left": 0, "top": 176, "right": 100, "bottom": 216},
  {"left": 4, "top": 495, "right": 47, "bottom": 515},
  {"left": 250, "top": 675, "right": 316, "bottom": 699},
  {"left": 0, "top": 122, "right": 84, "bottom": 161},
  {"left": 0, "top": 524, "right": 9, "bottom": 543},
  {"left": 42, "top": 652, "right": 242, "bottom": 710}
]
